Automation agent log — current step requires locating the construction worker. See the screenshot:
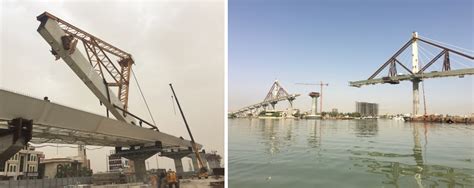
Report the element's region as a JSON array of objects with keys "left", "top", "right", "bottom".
[
  {"left": 158, "top": 171, "right": 166, "bottom": 188},
  {"left": 149, "top": 174, "right": 158, "bottom": 187},
  {"left": 166, "top": 169, "right": 179, "bottom": 188}
]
